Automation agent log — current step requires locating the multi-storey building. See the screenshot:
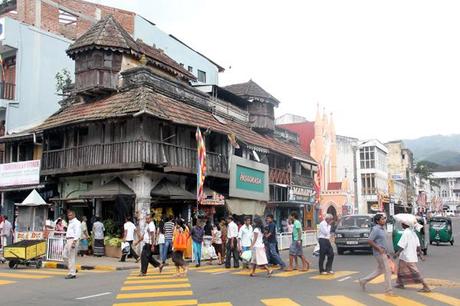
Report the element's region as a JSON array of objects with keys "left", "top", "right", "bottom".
[
  {"left": 431, "top": 170, "right": 460, "bottom": 212},
  {"left": 0, "top": 15, "right": 316, "bottom": 232}
]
